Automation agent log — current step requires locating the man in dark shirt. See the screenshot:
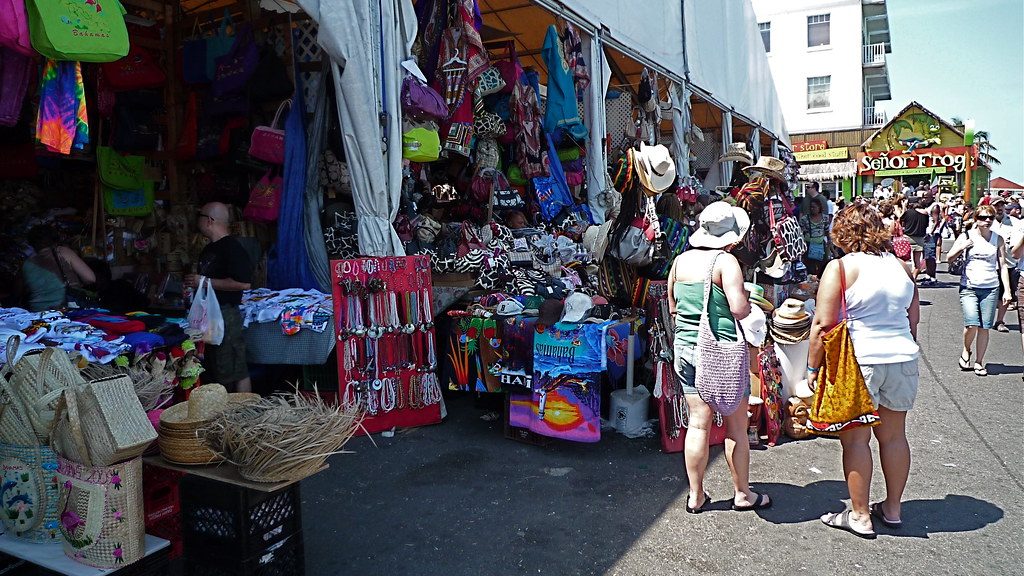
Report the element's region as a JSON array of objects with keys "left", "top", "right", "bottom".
[{"left": 185, "top": 202, "right": 254, "bottom": 392}]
